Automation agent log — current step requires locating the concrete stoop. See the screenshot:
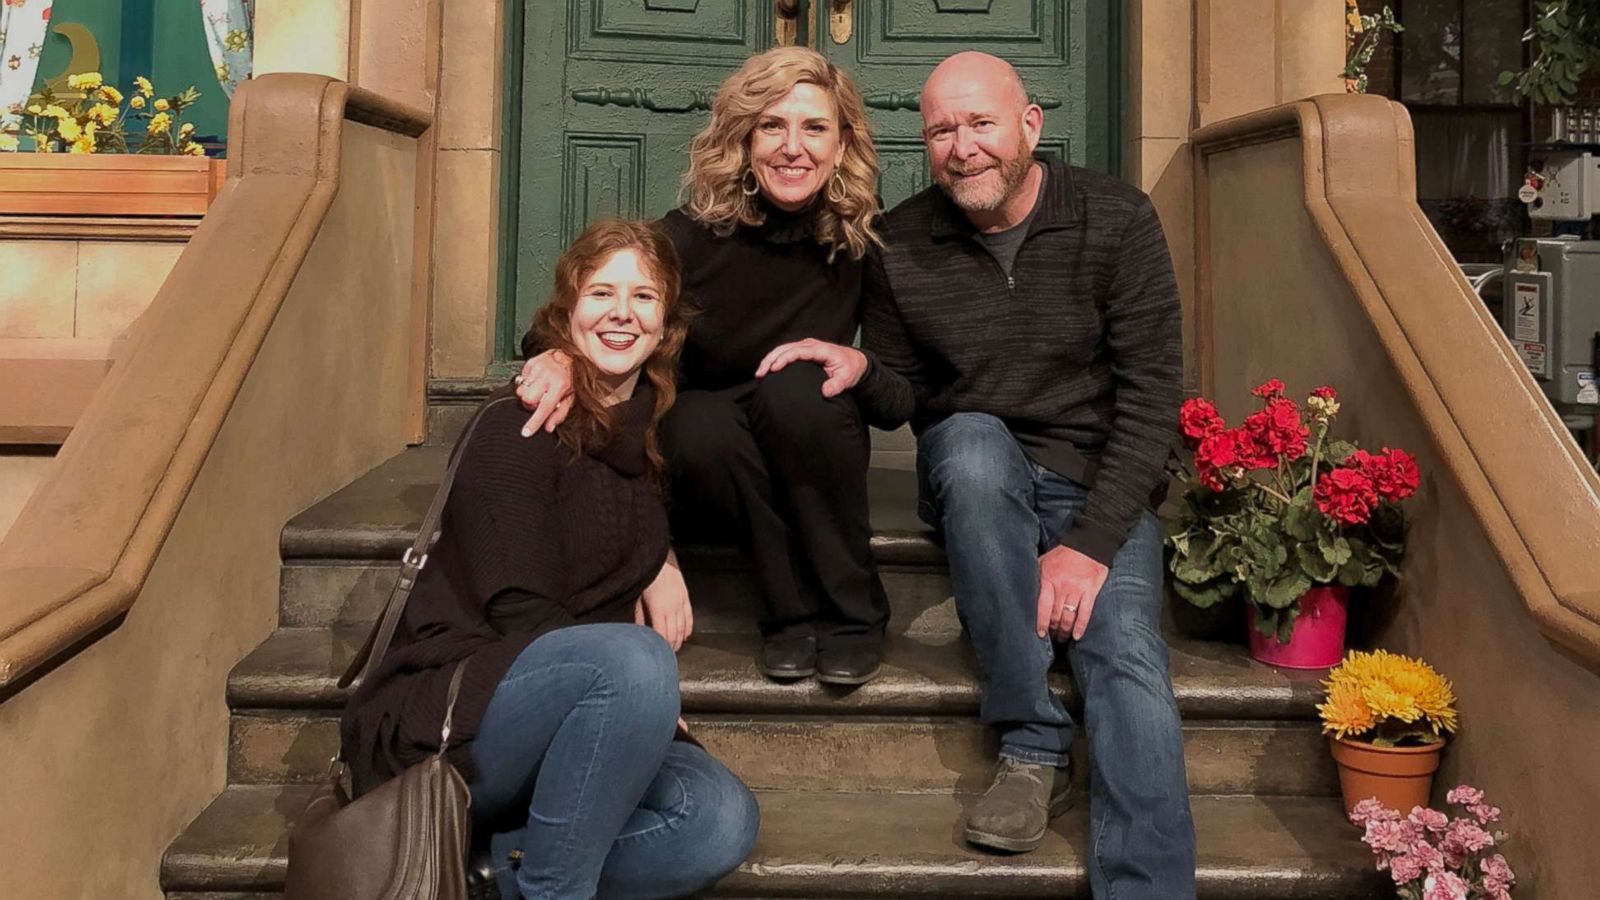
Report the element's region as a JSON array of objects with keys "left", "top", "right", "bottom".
[{"left": 161, "top": 446, "right": 1383, "bottom": 899}]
